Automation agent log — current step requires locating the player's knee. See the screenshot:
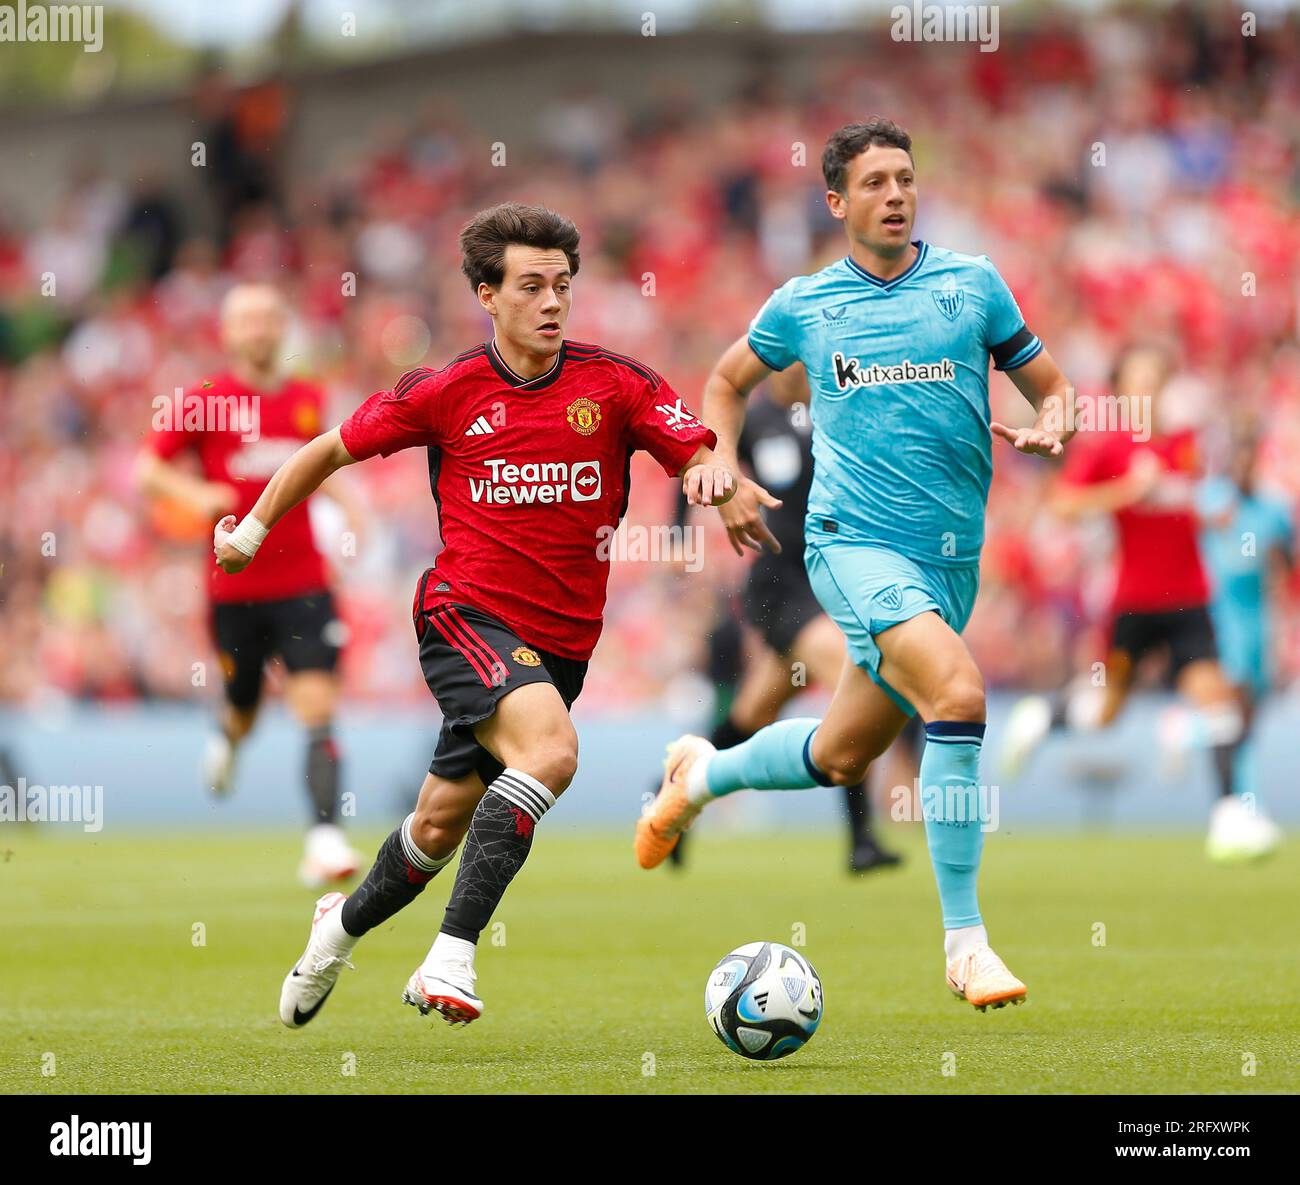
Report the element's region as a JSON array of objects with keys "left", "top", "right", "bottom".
[
  {"left": 823, "top": 757, "right": 871, "bottom": 787},
  {"left": 731, "top": 703, "right": 777, "bottom": 735},
  {"left": 528, "top": 731, "right": 579, "bottom": 796},
  {"left": 290, "top": 681, "right": 337, "bottom": 729},
  {"left": 811, "top": 735, "right": 872, "bottom": 786},
  {"left": 930, "top": 675, "right": 986, "bottom": 723},
  {"left": 297, "top": 707, "right": 334, "bottom": 732},
  {"left": 226, "top": 705, "right": 259, "bottom": 740},
  {"left": 1096, "top": 692, "right": 1125, "bottom": 729}
]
